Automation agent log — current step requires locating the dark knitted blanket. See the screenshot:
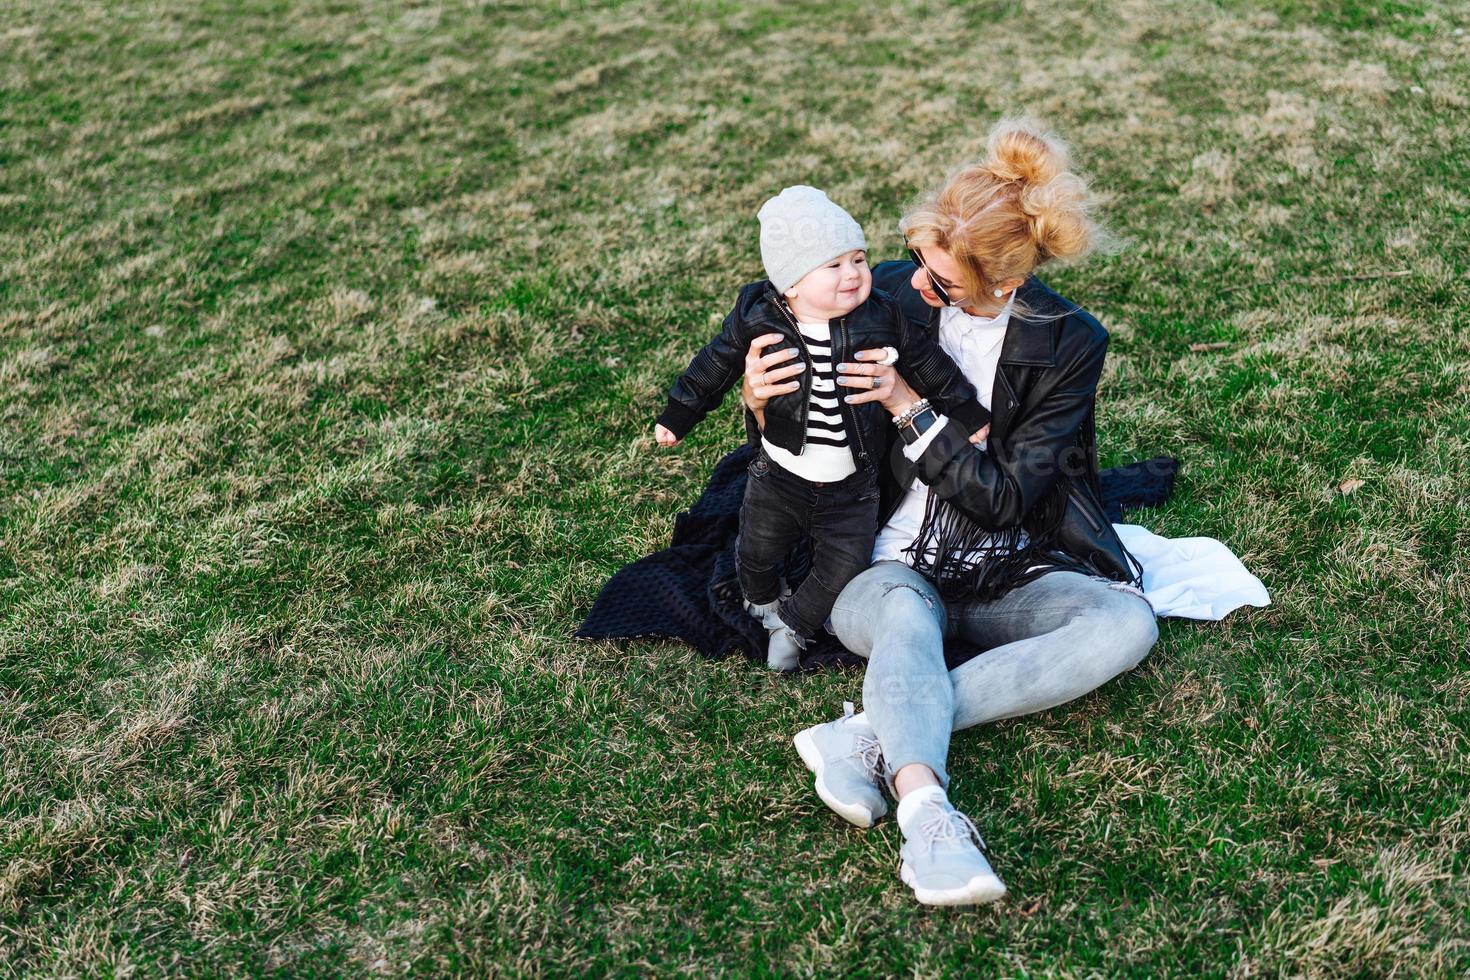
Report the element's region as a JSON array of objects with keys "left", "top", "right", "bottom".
[{"left": 577, "top": 444, "right": 1178, "bottom": 670}]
